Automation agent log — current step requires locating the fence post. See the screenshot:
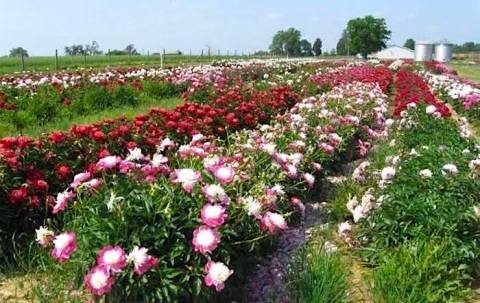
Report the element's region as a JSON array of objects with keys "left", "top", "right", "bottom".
[
  {"left": 108, "top": 49, "right": 111, "bottom": 65},
  {"left": 21, "top": 53, "right": 25, "bottom": 71},
  {"left": 84, "top": 53, "right": 87, "bottom": 67},
  {"left": 160, "top": 53, "right": 164, "bottom": 69},
  {"left": 55, "top": 49, "right": 59, "bottom": 70}
]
